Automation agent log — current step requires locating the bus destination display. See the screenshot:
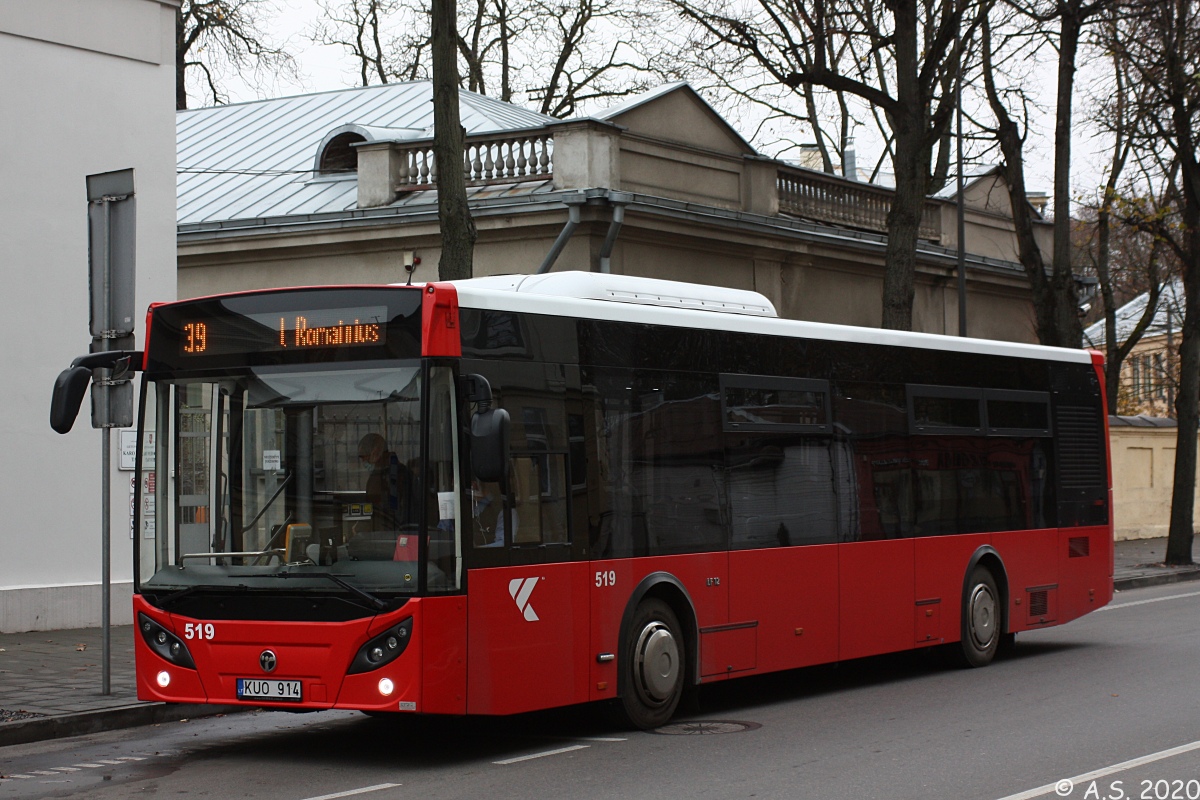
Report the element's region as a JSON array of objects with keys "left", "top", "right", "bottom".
[{"left": 180, "top": 306, "right": 388, "bottom": 357}]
